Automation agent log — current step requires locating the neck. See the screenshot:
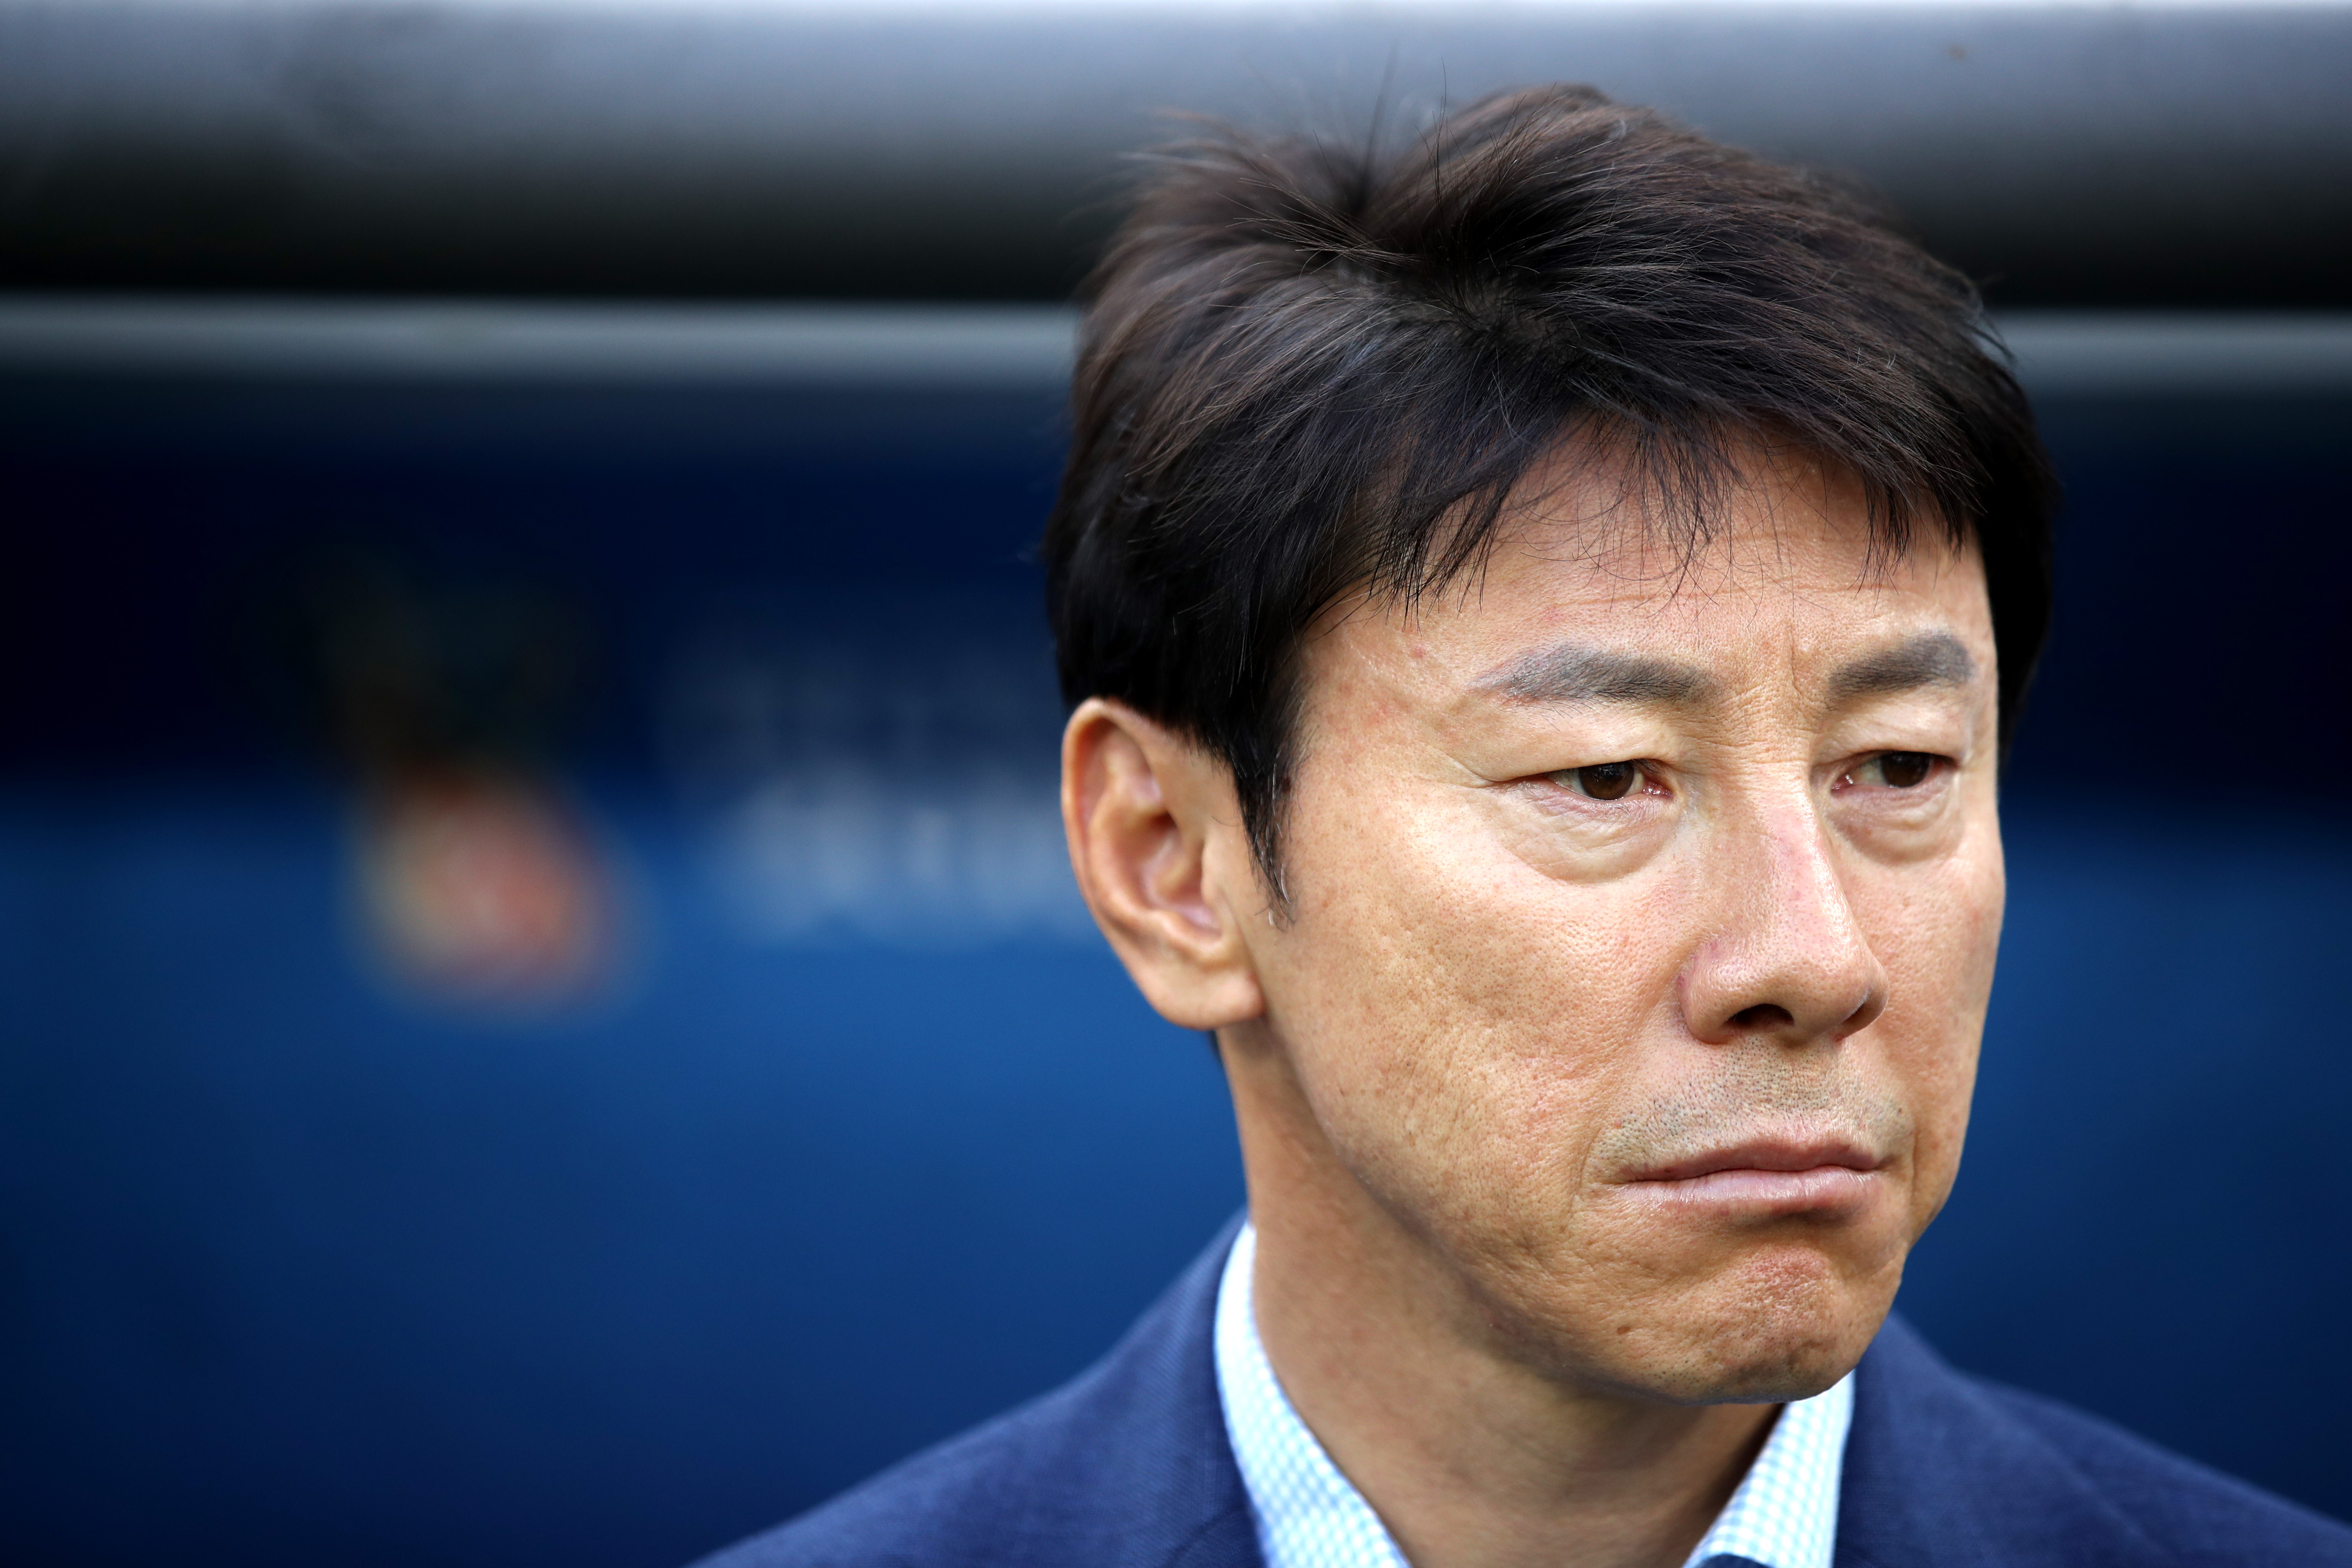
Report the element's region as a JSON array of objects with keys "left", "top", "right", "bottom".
[{"left": 1221, "top": 1023, "right": 1776, "bottom": 1568}]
